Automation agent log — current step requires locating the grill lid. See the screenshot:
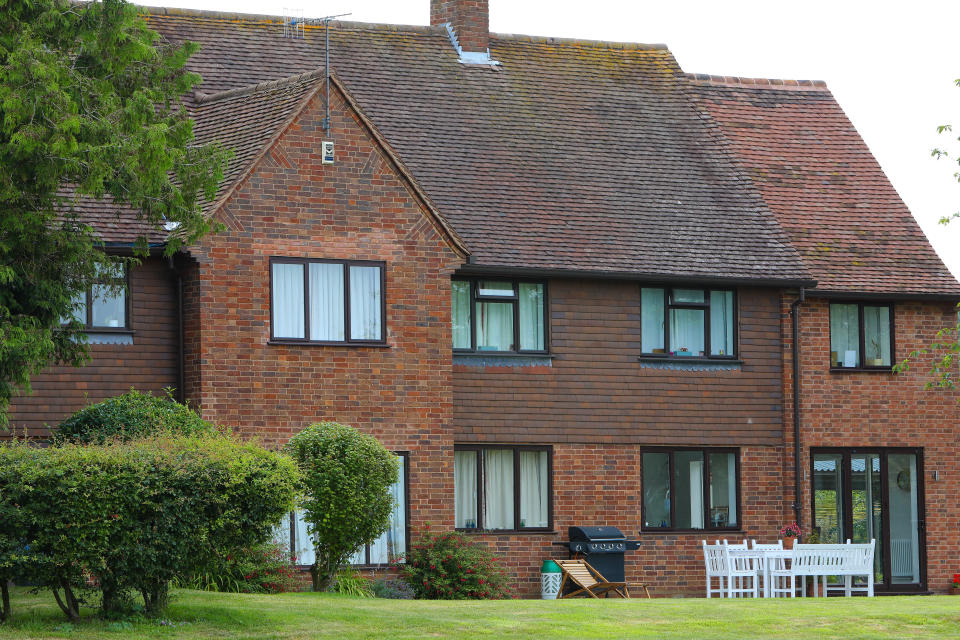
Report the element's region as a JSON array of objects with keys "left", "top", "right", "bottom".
[{"left": 568, "top": 525, "right": 626, "bottom": 542}]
